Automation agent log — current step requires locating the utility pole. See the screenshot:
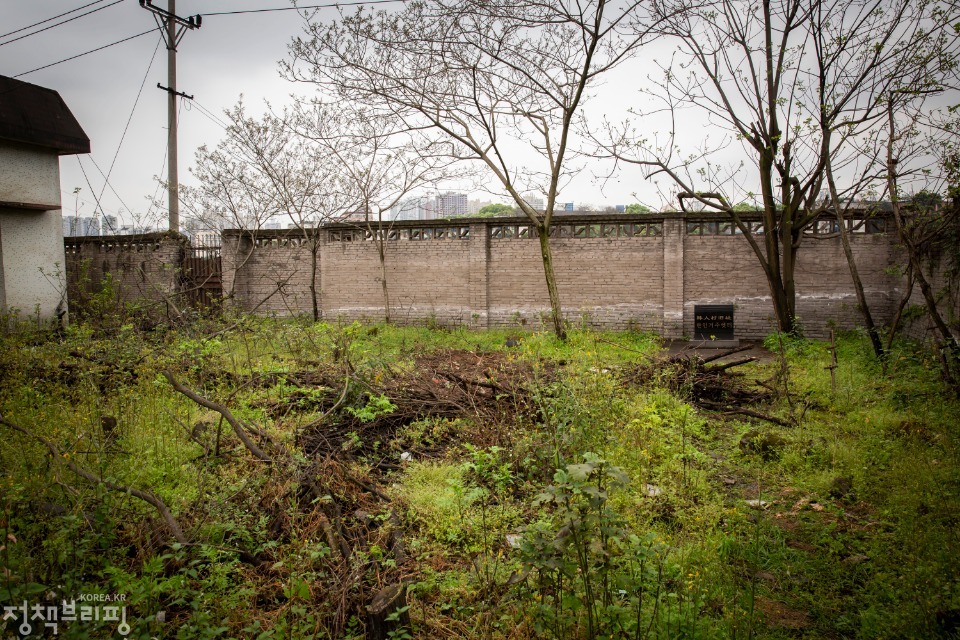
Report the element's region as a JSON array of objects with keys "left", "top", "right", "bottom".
[{"left": 139, "top": 0, "right": 201, "bottom": 233}]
